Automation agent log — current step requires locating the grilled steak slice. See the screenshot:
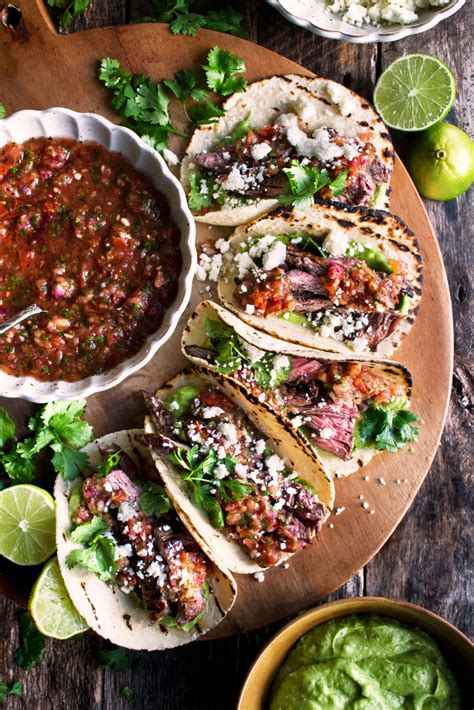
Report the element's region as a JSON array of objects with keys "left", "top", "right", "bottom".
[
  {"left": 143, "top": 392, "right": 175, "bottom": 438},
  {"left": 368, "top": 156, "right": 390, "bottom": 184},
  {"left": 287, "top": 357, "right": 324, "bottom": 383},
  {"left": 281, "top": 481, "right": 327, "bottom": 530},
  {"left": 365, "top": 311, "right": 402, "bottom": 350},
  {"left": 195, "top": 147, "right": 235, "bottom": 174},
  {"left": 283, "top": 516, "right": 313, "bottom": 543},
  {"left": 285, "top": 245, "right": 327, "bottom": 276},
  {"left": 183, "top": 345, "right": 218, "bottom": 363},
  {"left": 293, "top": 296, "right": 331, "bottom": 312},
  {"left": 135, "top": 432, "right": 183, "bottom": 456},
  {"left": 286, "top": 269, "right": 326, "bottom": 295},
  {"left": 305, "top": 401, "right": 358, "bottom": 461}
]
